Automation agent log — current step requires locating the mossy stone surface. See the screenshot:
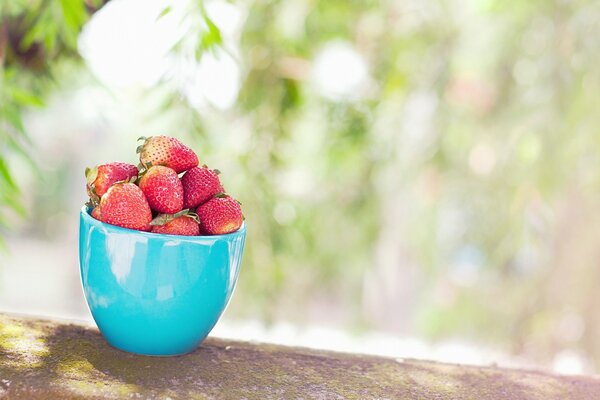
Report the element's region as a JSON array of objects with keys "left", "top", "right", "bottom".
[{"left": 0, "top": 314, "right": 599, "bottom": 399}]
